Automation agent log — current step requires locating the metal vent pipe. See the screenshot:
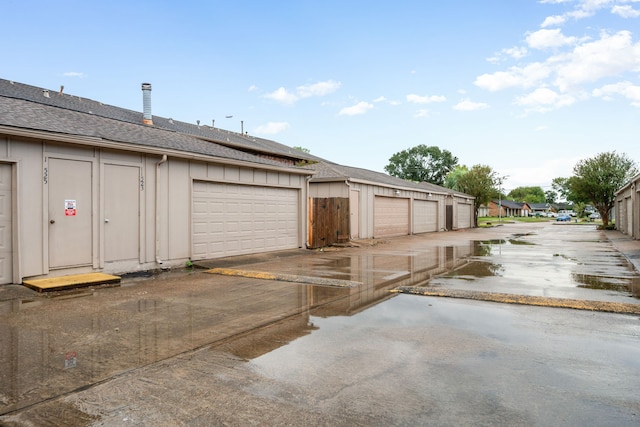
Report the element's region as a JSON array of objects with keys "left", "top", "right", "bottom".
[{"left": 141, "top": 83, "right": 153, "bottom": 125}]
